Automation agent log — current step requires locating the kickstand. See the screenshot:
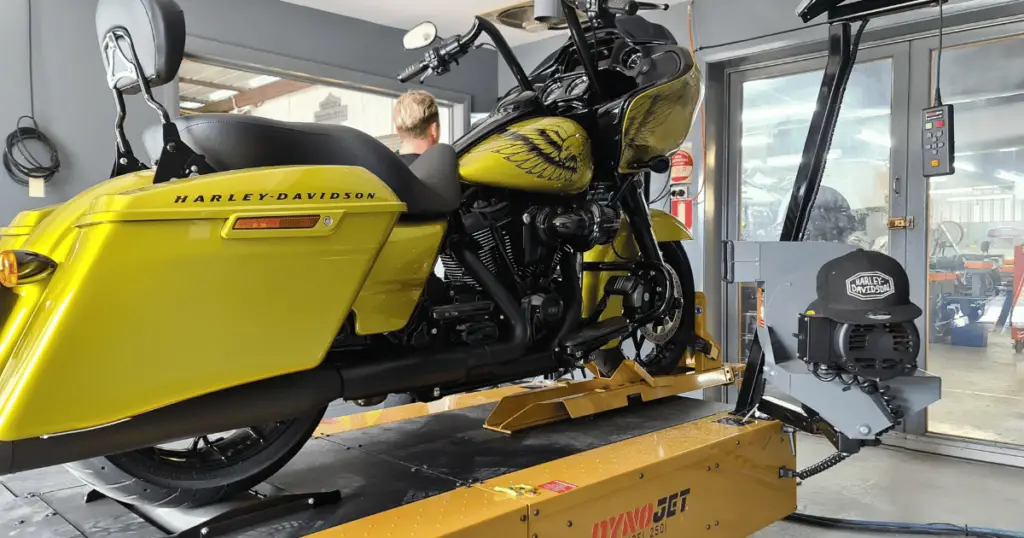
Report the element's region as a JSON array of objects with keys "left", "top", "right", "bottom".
[{"left": 171, "top": 490, "right": 342, "bottom": 538}]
